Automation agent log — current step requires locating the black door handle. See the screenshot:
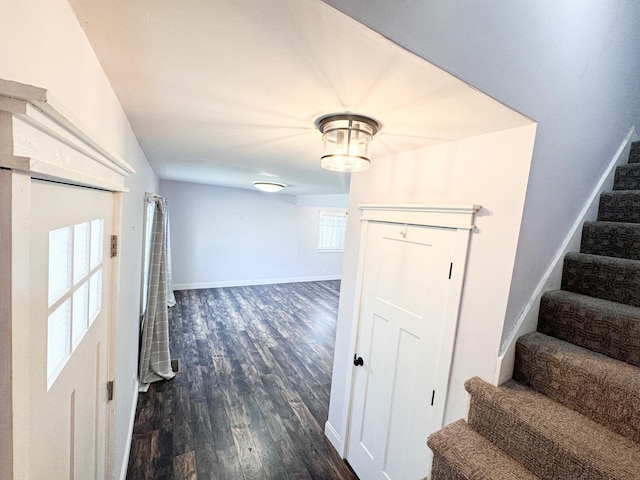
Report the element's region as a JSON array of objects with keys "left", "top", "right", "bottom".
[{"left": 353, "top": 354, "right": 364, "bottom": 367}]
